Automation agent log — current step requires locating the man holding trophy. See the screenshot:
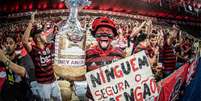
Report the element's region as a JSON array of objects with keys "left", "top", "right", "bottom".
[
  {"left": 60, "top": 16, "right": 125, "bottom": 101},
  {"left": 53, "top": 0, "right": 126, "bottom": 100},
  {"left": 22, "top": 0, "right": 125, "bottom": 100}
]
